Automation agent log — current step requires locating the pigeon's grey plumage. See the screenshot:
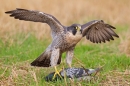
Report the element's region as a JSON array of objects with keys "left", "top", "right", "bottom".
[
  {"left": 45, "top": 67, "right": 101, "bottom": 81},
  {"left": 5, "top": 8, "right": 119, "bottom": 68}
]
